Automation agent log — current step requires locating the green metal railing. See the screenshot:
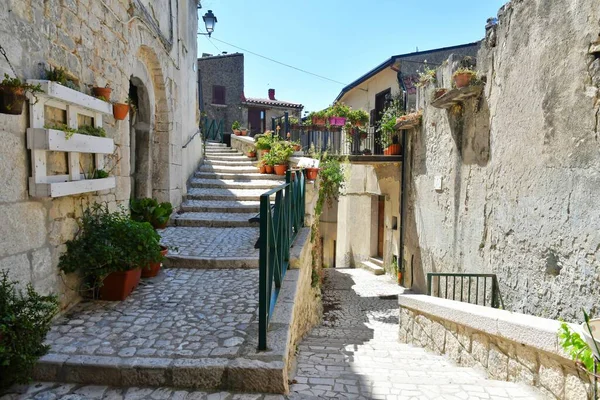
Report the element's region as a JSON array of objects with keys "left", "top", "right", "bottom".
[
  {"left": 203, "top": 118, "right": 224, "bottom": 143},
  {"left": 427, "top": 273, "right": 503, "bottom": 309},
  {"left": 258, "top": 169, "right": 305, "bottom": 350}
]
